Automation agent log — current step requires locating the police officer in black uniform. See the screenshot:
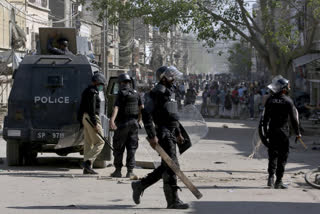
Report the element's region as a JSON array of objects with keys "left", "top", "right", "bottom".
[
  {"left": 131, "top": 66, "right": 189, "bottom": 209},
  {"left": 110, "top": 73, "right": 143, "bottom": 178},
  {"left": 261, "top": 75, "right": 301, "bottom": 189}
]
